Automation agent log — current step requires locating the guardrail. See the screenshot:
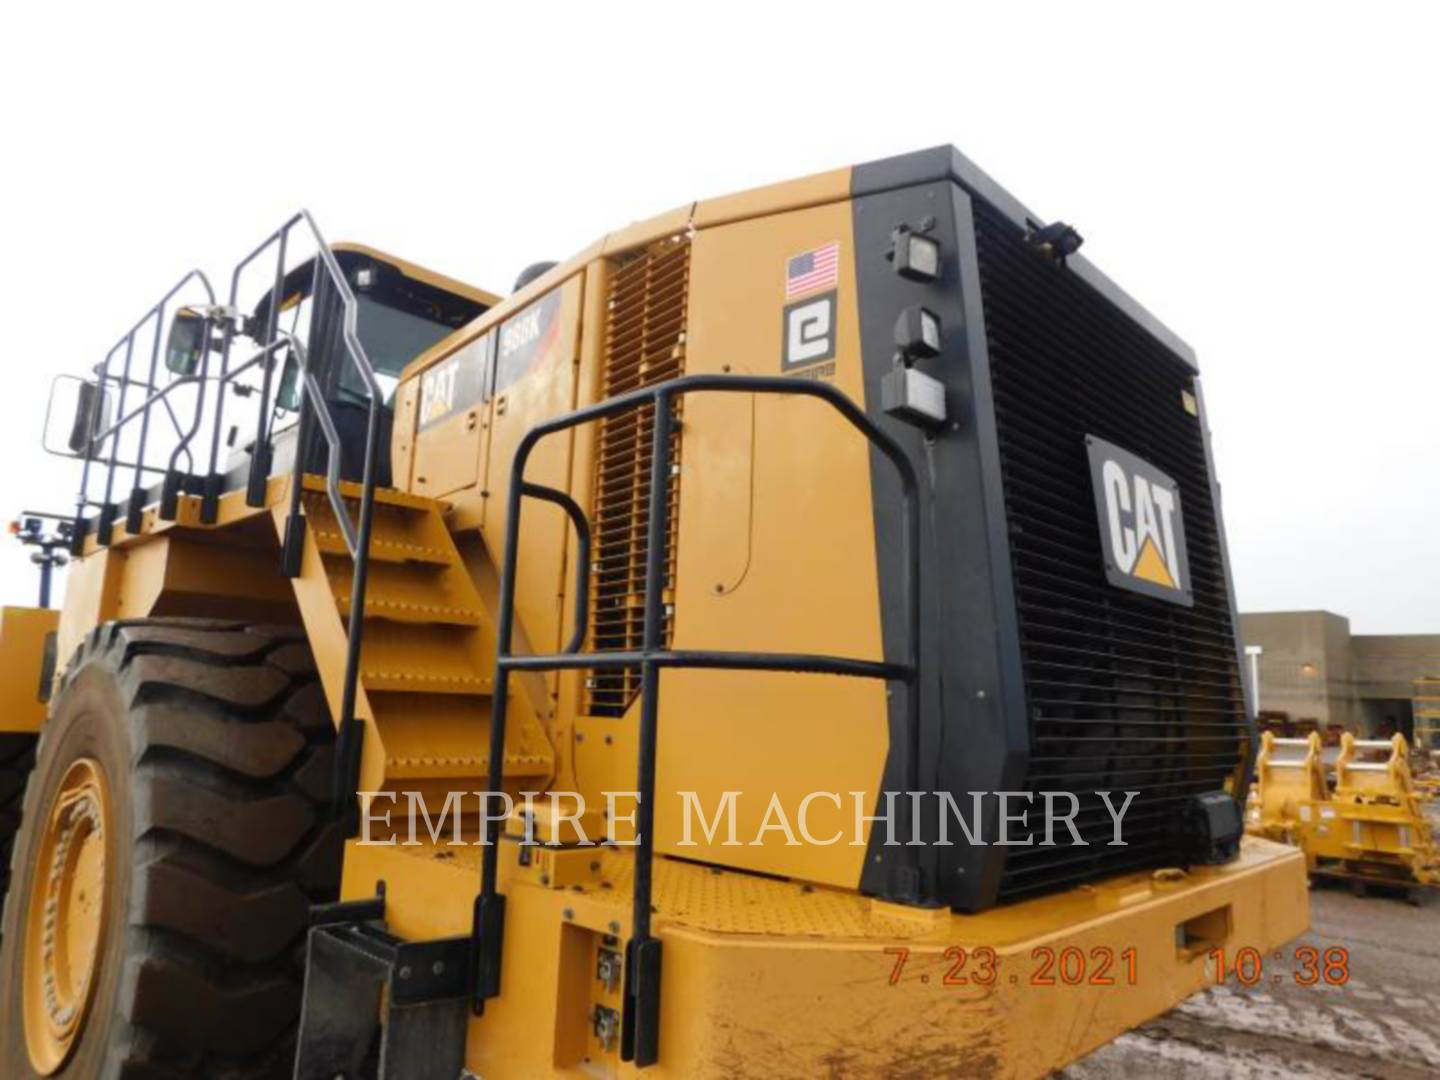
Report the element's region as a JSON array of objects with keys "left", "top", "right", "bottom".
[
  {"left": 69, "top": 268, "right": 216, "bottom": 547},
  {"left": 468, "top": 373, "right": 924, "bottom": 1068}
]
